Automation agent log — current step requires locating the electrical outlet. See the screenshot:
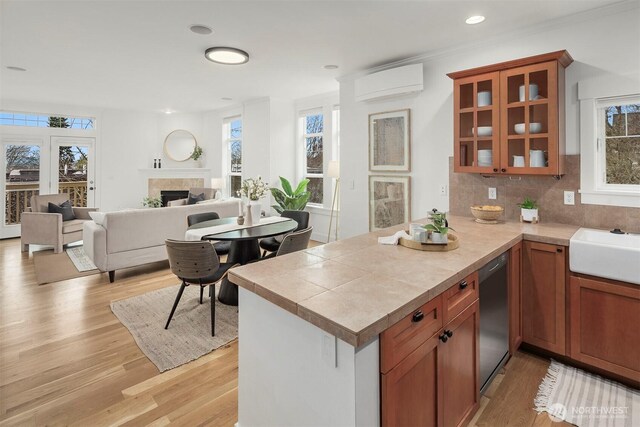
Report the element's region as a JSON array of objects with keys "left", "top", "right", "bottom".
[
  {"left": 440, "top": 185, "right": 448, "bottom": 196},
  {"left": 564, "top": 191, "right": 575, "bottom": 205},
  {"left": 488, "top": 187, "right": 497, "bottom": 200}
]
